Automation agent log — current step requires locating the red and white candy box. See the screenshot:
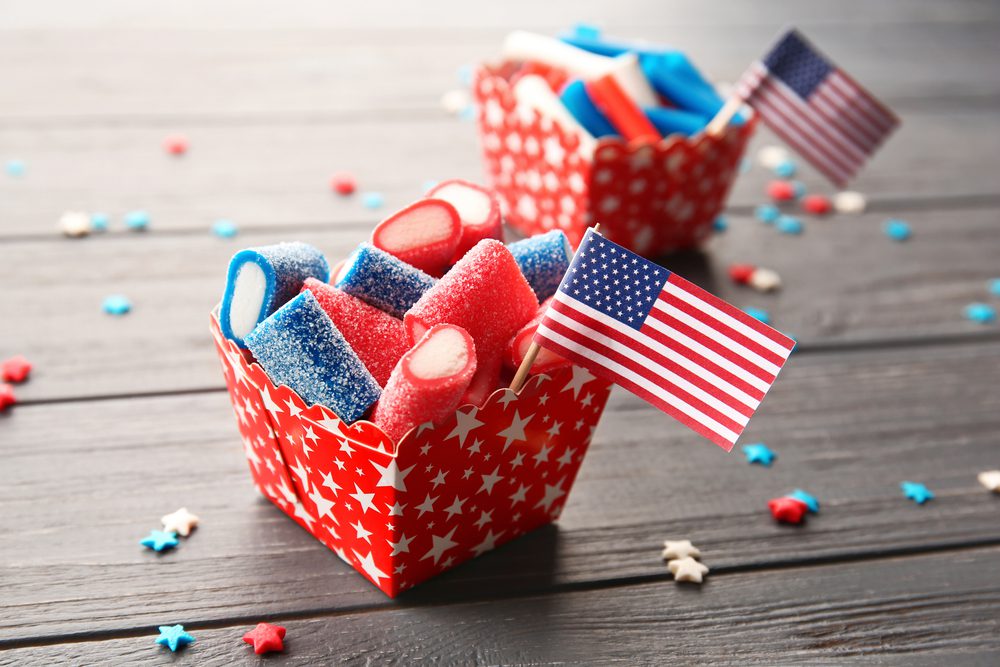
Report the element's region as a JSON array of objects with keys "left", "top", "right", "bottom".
[
  {"left": 211, "top": 312, "right": 611, "bottom": 597},
  {"left": 474, "top": 64, "right": 757, "bottom": 257}
]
